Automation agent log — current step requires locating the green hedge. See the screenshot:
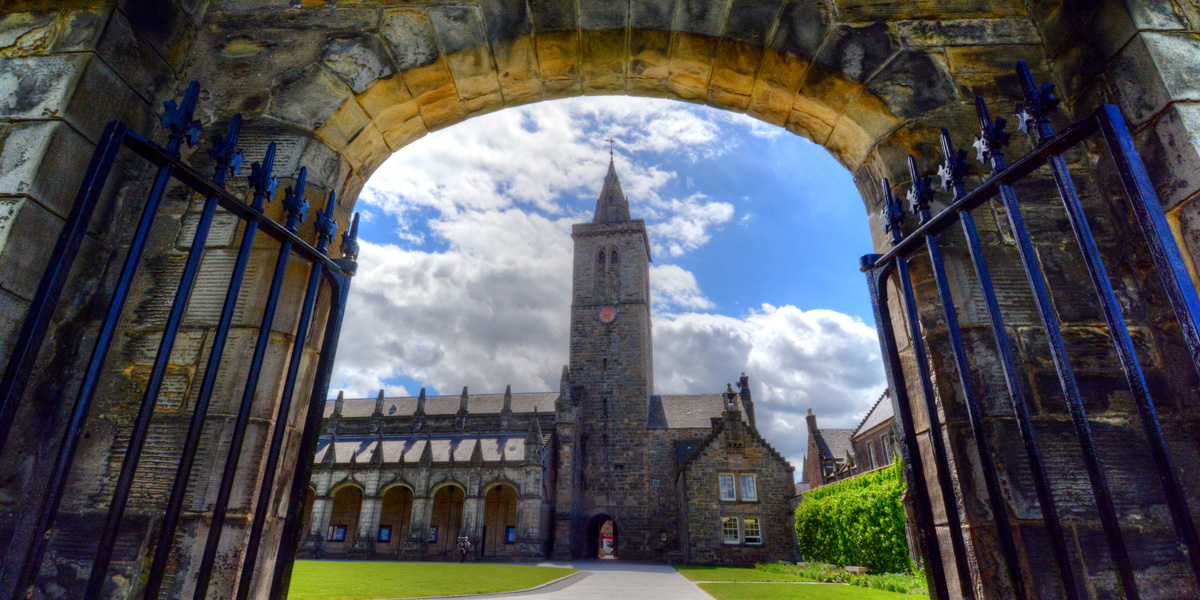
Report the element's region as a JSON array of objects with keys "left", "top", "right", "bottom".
[{"left": 794, "top": 459, "right": 909, "bottom": 573}]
